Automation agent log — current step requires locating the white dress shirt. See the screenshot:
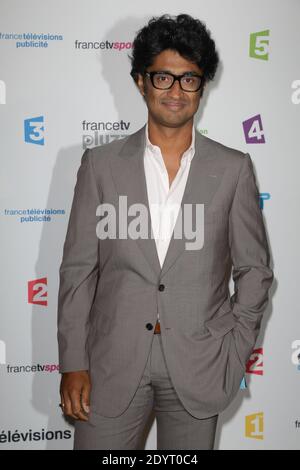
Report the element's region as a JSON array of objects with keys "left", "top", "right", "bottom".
[{"left": 143, "top": 123, "right": 196, "bottom": 321}]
